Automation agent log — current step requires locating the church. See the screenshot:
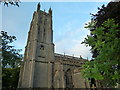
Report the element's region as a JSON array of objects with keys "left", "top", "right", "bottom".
[{"left": 18, "top": 3, "right": 90, "bottom": 89}]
